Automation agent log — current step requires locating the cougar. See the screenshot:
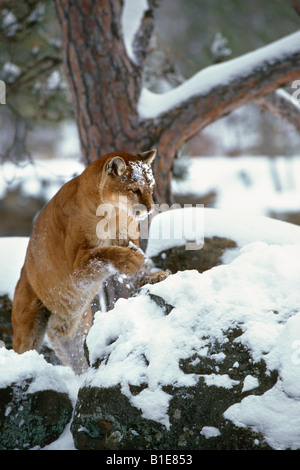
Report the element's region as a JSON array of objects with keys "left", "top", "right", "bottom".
[{"left": 12, "top": 149, "right": 169, "bottom": 373}]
